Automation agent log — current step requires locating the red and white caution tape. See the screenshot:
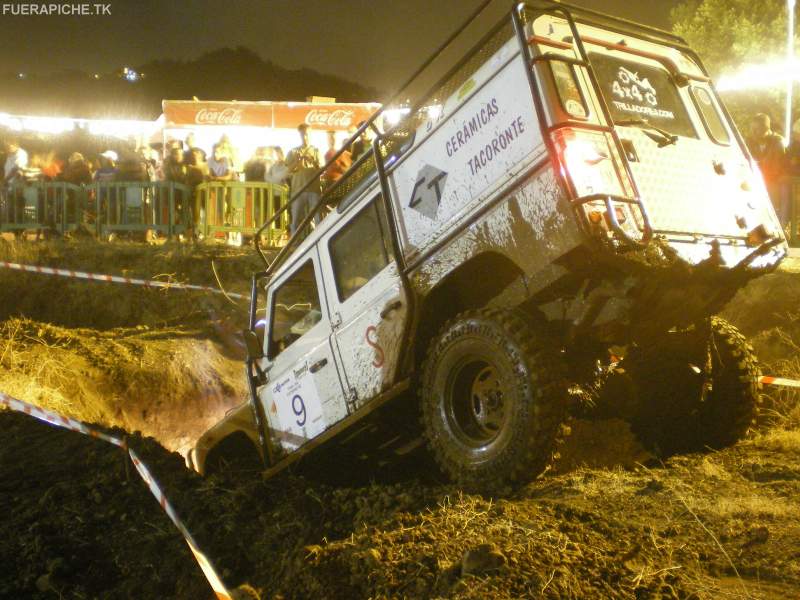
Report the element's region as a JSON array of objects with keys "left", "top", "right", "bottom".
[
  {"left": 0, "top": 392, "right": 233, "bottom": 600},
  {"left": 129, "top": 448, "right": 232, "bottom": 600},
  {"left": 0, "top": 392, "right": 126, "bottom": 448},
  {"left": 760, "top": 376, "right": 800, "bottom": 389},
  {"left": 0, "top": 261, "right": 245, "bottom": 300}
]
